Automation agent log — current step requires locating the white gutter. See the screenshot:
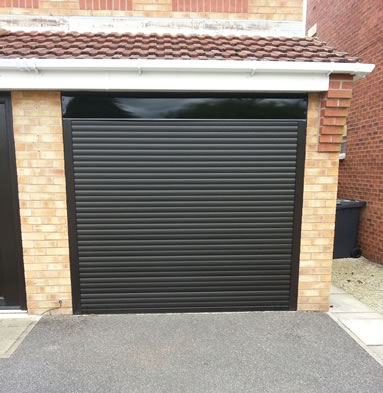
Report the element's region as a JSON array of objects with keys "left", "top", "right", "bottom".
[{"left": 0, "top": 59, "right": 374, "bottom": 92}]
